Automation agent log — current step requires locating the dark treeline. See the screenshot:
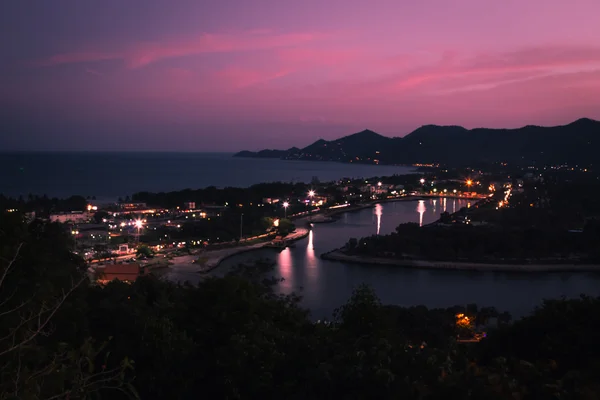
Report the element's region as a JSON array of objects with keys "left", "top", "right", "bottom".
[
  {"left": 347, "top": 175, "right": 600, "bottom": 263},
  {"left": 347, "top": 221, "right": 600, "bottom": 263},
  {"left": 0, "top": 194, "right": 88, "bottom": 215},
  {"left": 131, "top": 182, "right": 310, "bottom": 208},
  {"left": 4, "top": 214, "right": 600, "bottom": 398}
]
